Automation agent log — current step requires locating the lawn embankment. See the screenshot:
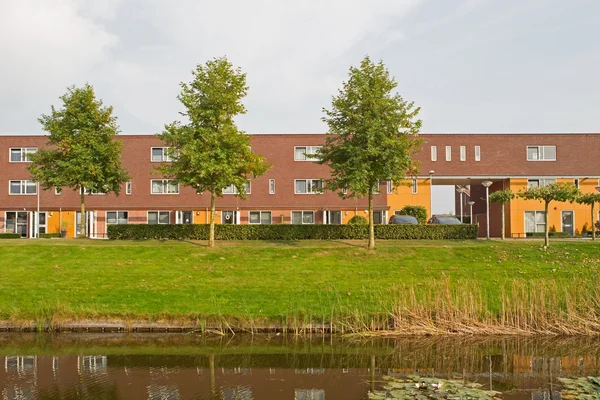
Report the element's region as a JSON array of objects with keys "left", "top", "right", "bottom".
[{"left": 1, "top": 239, "right": 600, "bottom": 335}]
